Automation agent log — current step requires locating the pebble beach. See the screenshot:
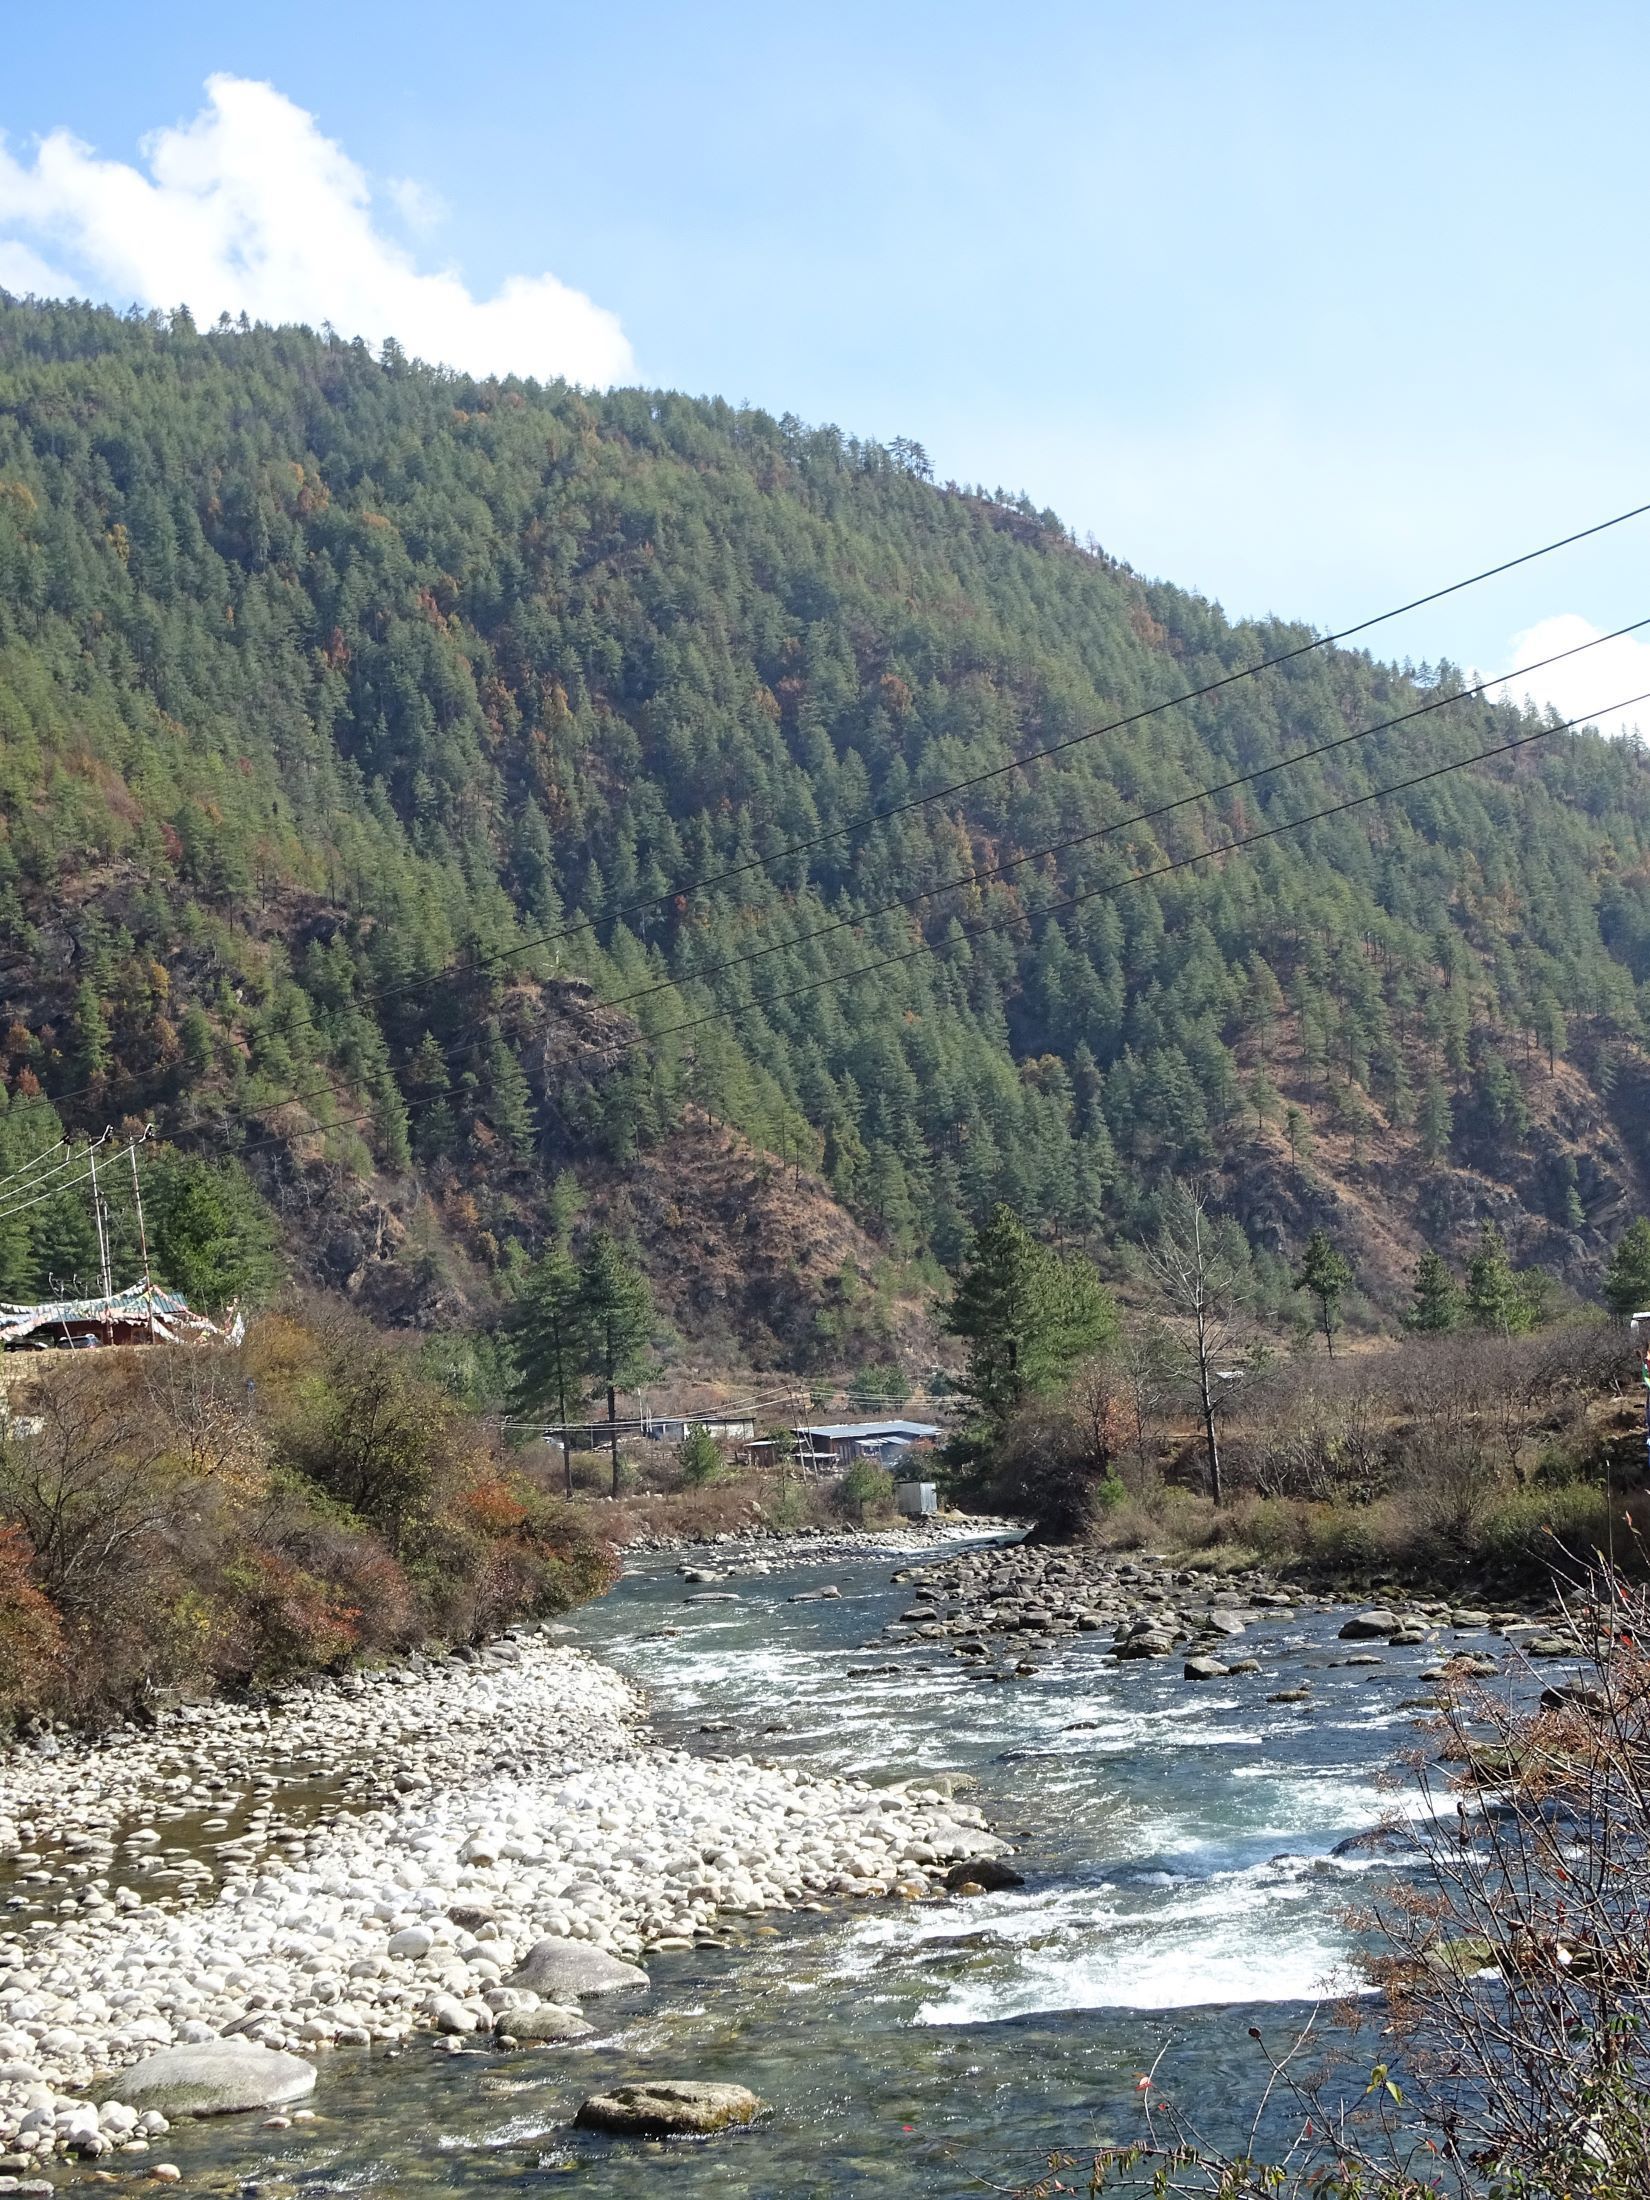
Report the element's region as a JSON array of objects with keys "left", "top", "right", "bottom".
[{"left": 0, "top": 1617, "right": 1008, "bottom": 2171}]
